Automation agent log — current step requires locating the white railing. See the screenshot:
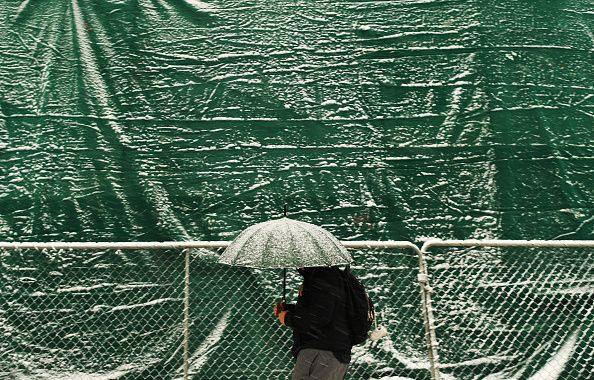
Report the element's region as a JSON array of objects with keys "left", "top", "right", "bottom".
[{"left": 1, "top": 239, "right": 593, "bottom": 380}]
